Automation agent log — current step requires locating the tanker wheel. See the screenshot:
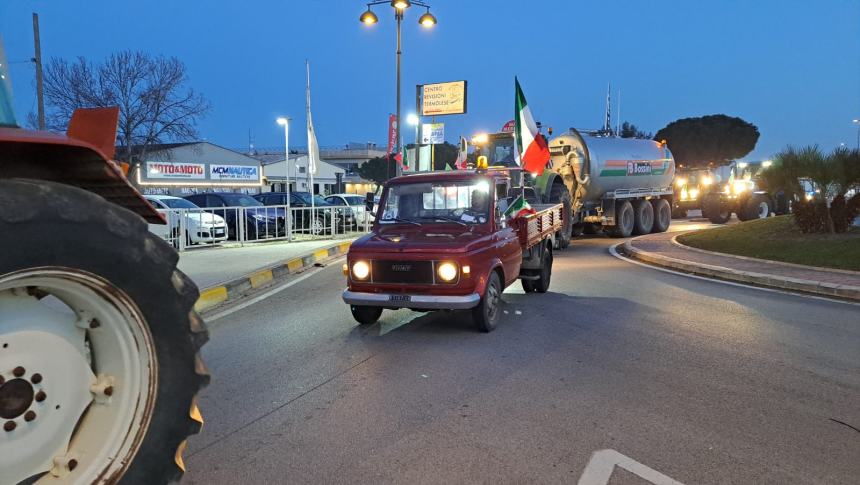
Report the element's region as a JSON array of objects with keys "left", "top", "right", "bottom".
[
  {"left": 607, "top": 200, "right": 635, "bottom": 238},
  {"left": 548, "top": 183, "right": 573, "bottom": 249},
  {"left": 0, "top": 179, "right": 209, "bottom": 485},
  {"left": 632, "top": 199, "right": 655, "bottom": 235},
  {"left": 650, "top": 199, "right": 671, "bottom": 233}
]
